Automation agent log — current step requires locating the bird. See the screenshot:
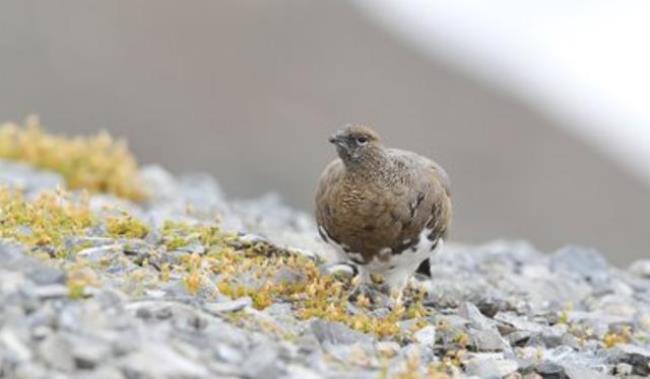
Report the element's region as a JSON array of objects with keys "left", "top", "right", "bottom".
[{"left": 315, "top": 124, "right": 452, "bottom": 303}]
